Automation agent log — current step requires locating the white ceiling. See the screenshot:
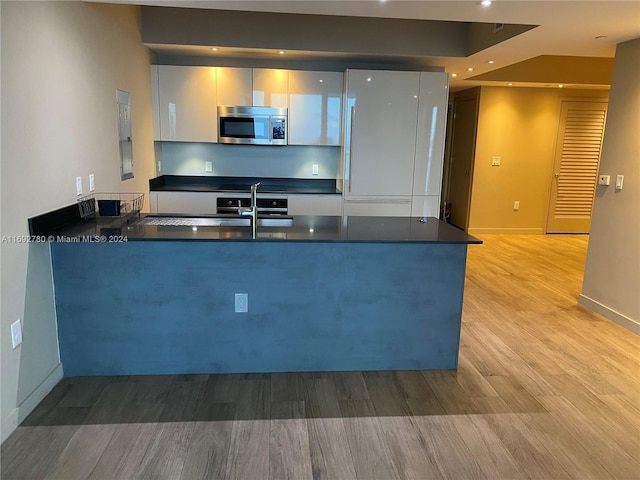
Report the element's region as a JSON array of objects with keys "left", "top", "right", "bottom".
[{"left": 96, "top": 0, "right": 640, "bottom": 89}]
